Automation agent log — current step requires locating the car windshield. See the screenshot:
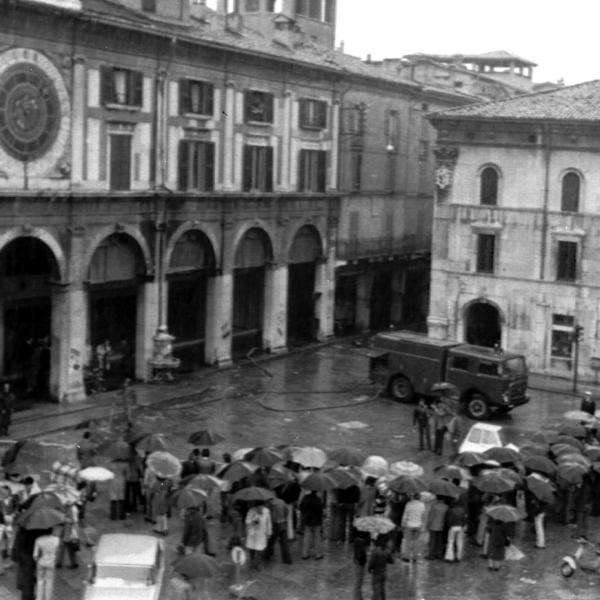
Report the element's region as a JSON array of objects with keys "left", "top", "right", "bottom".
[
  {"left": 96, "top": 564, "right": 153, "bottom": 583},
  {"left": 501, "top": 357, "right": 526, "bottom": 375},
  {"left": 481, "top": 430, "right": 499, "bottom": 445}
]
